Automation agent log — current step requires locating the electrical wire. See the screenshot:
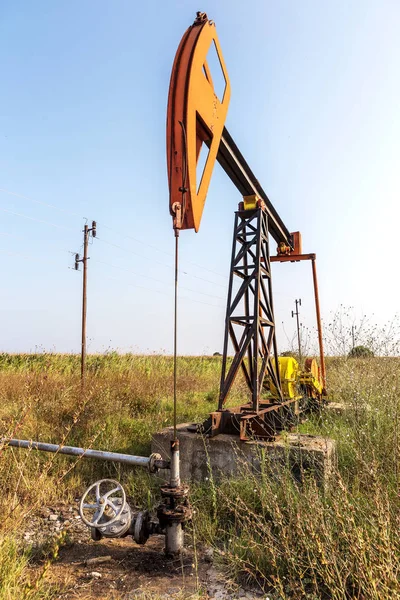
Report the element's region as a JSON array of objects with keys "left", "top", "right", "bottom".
[
  {"left": 92, "top": 259, "right": 170, "bottom": 286},
  {"left": 0, "top": 247, "right": 65, "bottom": 267},
  {"left": 98, "top": 220, "right": 228, "bottom": 280},
  {"left": 0, "top": 187, "right": 85, "bottom": 218},
  {"left": 0, "top": 244, "right": 224, "bottom": 309},
  {"left": 91, "top": 257, "right": 225, "bottom": 301},
  {"left": 95, "top": 237, "right": 226, "bottom": 299},
  {"left": 0, "top": 231, "right": 72, "bottom": 254},
  {"left": 0, "top": 207, "right": 75, "bottom": 232},
  {"left": 94, "top": 273, "right": 224, "bottom": 309},
  {"left": 96, "top": 228, "right": 226, "bottom": 287},
  {"left": 0, "top": 186, "right": 228, "bottom": 280},
  {"left": 0, "top": 226, "right": 225, "bottom": 302}
]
